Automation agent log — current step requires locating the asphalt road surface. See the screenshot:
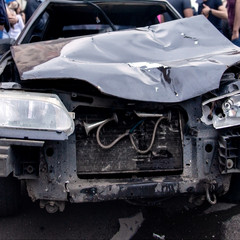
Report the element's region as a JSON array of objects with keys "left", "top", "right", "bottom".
[{"left": 1, "top": 194, "right": 240, "bottom": 240}]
